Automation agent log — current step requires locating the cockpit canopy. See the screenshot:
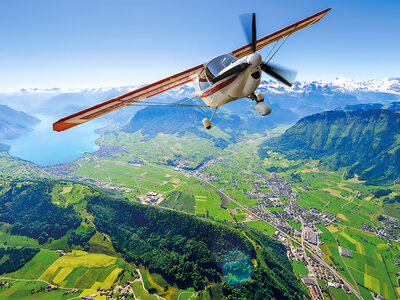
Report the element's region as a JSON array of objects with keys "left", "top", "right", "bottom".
[
  {"left": 207, "top": 54, "right": 238, "bottom": 77},
  {"left": 198, "top": 54, "right": 238, "bottom": 91}
]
